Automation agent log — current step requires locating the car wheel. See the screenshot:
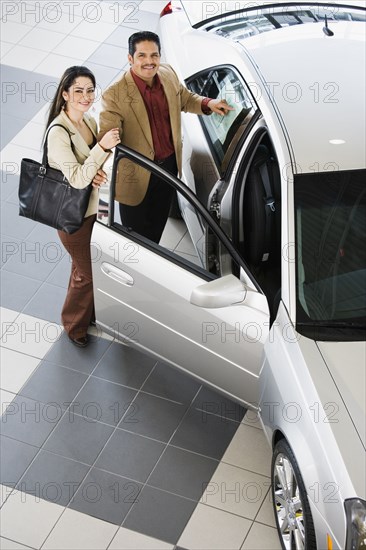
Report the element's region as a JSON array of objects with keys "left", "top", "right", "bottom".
[{"left": 271, "top": 439, "right": 317, "bottom": 550}]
